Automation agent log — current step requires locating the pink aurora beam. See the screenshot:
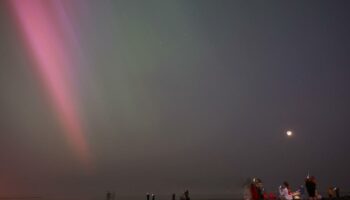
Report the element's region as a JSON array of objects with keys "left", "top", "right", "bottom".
[{"left": 9, "top": 0, "right": 91, "bottom": 166}]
